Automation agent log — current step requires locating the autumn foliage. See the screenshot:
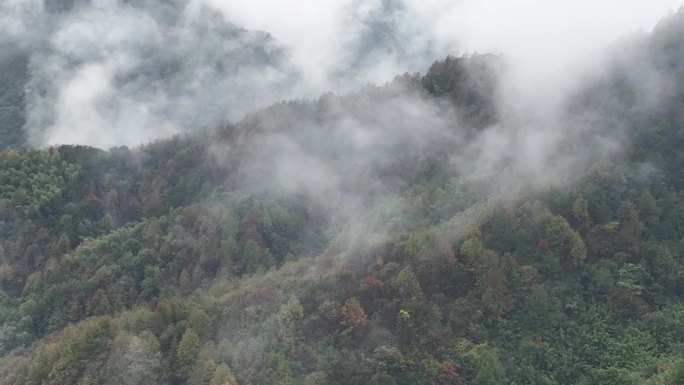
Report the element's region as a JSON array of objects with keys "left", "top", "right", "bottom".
[{"left": 342, "top": 297, "right": 367, "bottom": 328}]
